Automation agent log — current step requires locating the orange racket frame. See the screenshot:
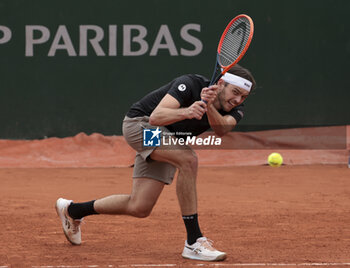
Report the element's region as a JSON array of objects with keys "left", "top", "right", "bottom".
[{"left": 210, "top": 14, "right": 254, "bottom": 85}]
